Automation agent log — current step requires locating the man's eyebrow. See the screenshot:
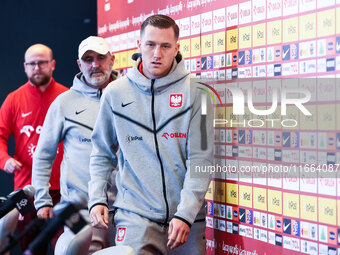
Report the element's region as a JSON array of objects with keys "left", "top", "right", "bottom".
[
  {"left": 144, "top": 40, "right": 172, "bottom": 45},
  {"left": 82, "top": 56, "right": 93, "bottom": 60}
]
